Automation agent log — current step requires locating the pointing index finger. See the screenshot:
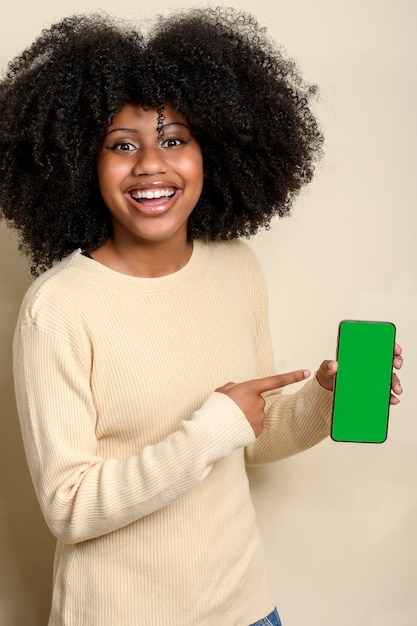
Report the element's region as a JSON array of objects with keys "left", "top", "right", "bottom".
[{"left": 251, "top": 369, "right": 311, "bottom": 394}]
